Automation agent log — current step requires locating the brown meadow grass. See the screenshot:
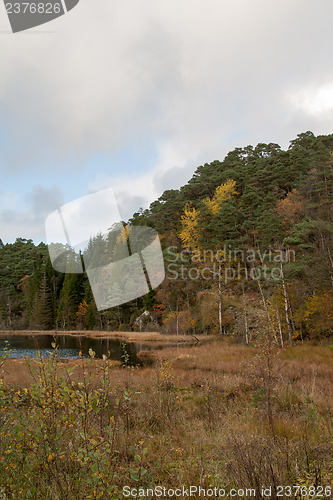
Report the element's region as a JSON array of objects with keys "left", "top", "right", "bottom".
[
  {"left": 0, "top": 329, "right": 213, "bottom": 343},
  {"left": 0, "top": 340, "right": 332, "bottom": 498}
]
